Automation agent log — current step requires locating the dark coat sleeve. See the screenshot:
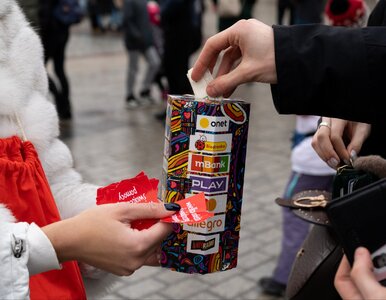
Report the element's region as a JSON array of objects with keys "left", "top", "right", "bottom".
[{"left": 271, "top": 24, "right": 386, "bottom": 125}]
